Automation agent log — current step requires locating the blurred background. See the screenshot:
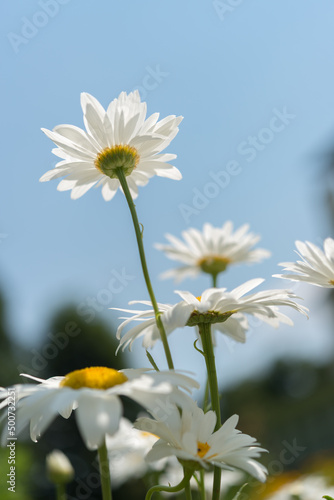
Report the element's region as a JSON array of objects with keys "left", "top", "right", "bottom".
[{"left": 1, "top": 0, "right": 334, "bottom": 498}]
